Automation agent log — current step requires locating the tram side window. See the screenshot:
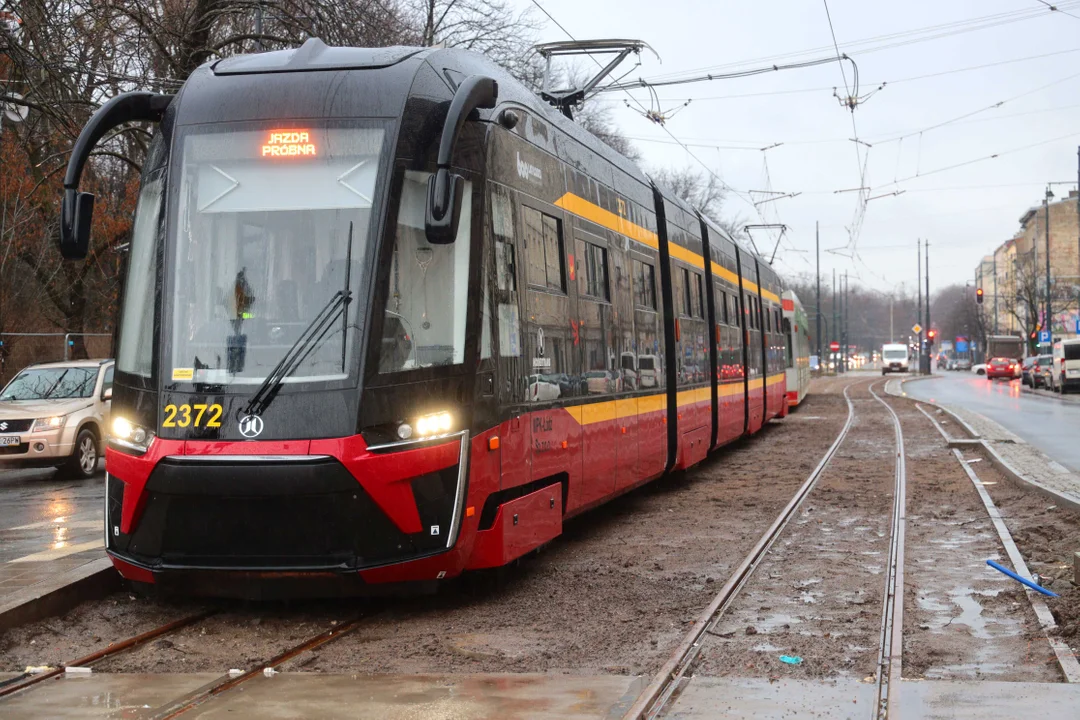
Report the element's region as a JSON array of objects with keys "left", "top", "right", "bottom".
[
  {"left": 633, "top": 260, "right": 657, "bottom": 309},
  {"left": 491, "top": 188, "right": 521, "bottom": 359},
  {"left": 691, "top": 273, "right": 704, "bottom": 319},
  {"left": 524, "top": 206, "right": 565, "bottom": 293},
  {"left": 718, "top": 287, "right": 729, "bottom": 325},
  {"left": 678, "top": 269, "right": 692, "bottom": 317},
  {"left": 579, "top": 240, "right": 610, "bottom": 301},
  {"left": 116, "top": 175, "right": 164, "bottom": 378}
]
